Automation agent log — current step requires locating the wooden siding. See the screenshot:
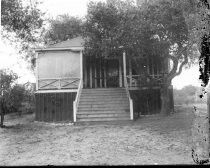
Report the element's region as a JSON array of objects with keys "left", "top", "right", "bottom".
[
  {"left": 130, "top": 87, "right": 174, "bottom": 118},
  {"left": 35, "top": 92, "right": 76, "bottom": 122}
]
